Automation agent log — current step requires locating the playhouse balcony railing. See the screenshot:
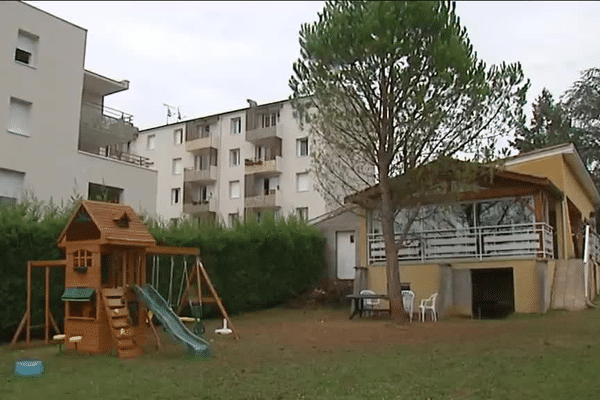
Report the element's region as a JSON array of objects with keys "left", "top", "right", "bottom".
[{"left": 368, "top": 222, "right": 554, "bottom": 264}]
